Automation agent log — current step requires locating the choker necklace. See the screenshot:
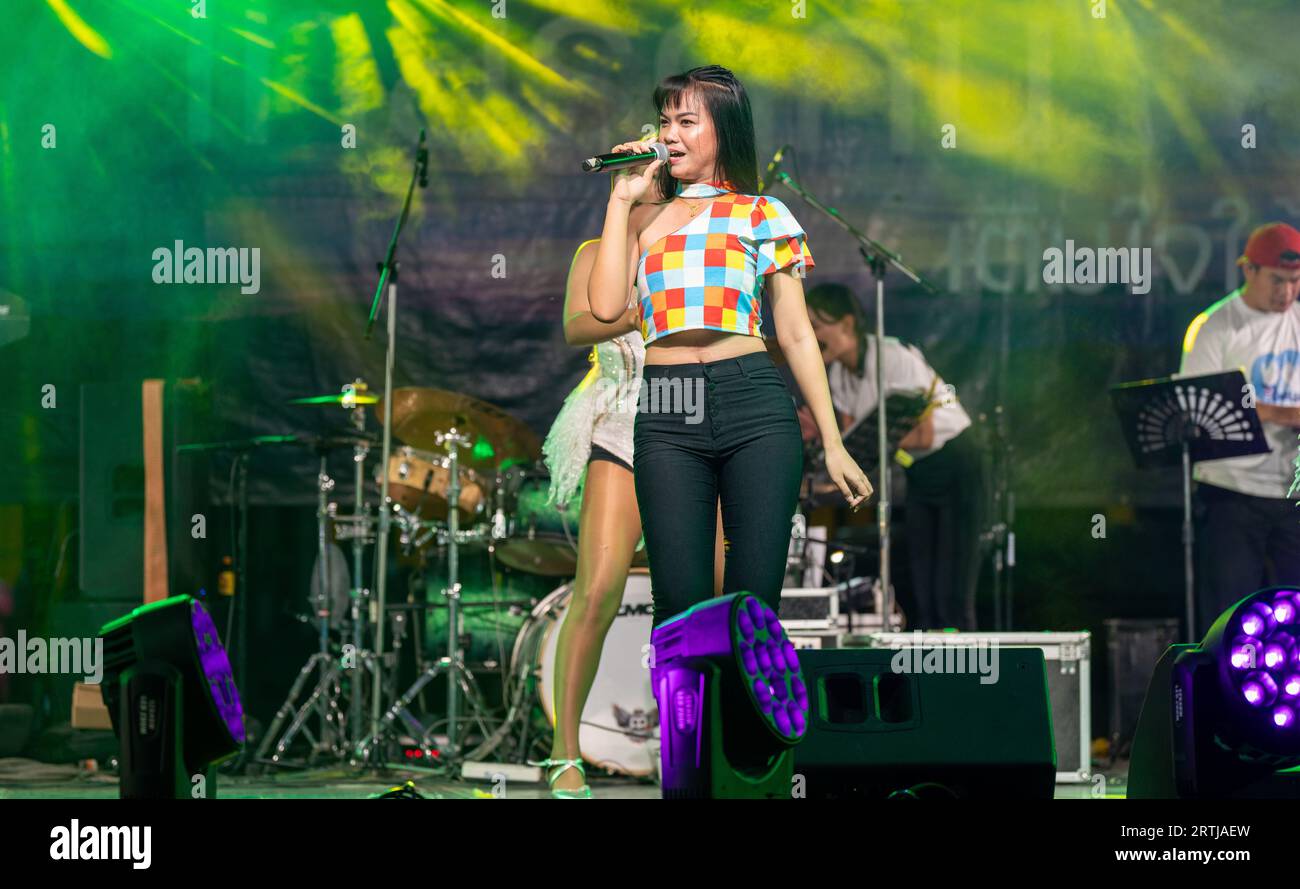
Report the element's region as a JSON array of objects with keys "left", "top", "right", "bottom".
[
  {"left": 674, "top": 180, "right": 732, "bottom": 218},
  {"left": 675, "top": 181, "right": 732, "bottom": 198}
]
